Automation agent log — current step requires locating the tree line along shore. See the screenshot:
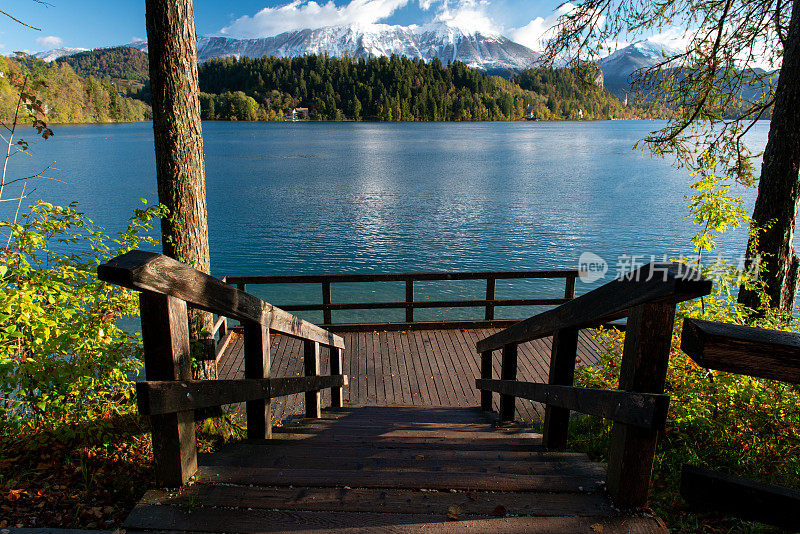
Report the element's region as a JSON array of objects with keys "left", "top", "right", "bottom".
[{"left": 3, "top": 47, "right": 668, "bottom": 124}]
